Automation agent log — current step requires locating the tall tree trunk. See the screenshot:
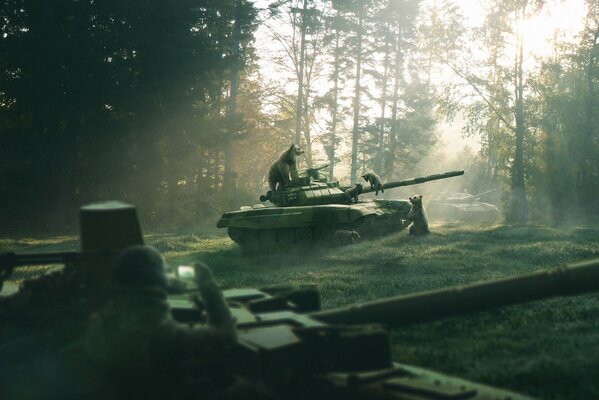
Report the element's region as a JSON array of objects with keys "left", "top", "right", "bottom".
[
  {"left": 166, "top": 163, "right": 178, "bottom": 224},
  {"left": 387, "top": 27, "right": 402, "bottom": 179},
  {"left": 376, "top": 23, "right": 390, "bottom": 176},
  {"left": 350, "top": 7, "right": 363, "bottom": 184},
  {"left": 49, "top": 118, "right": 78, "bottom": 231},
  {"left": 295, "top": 0, "right": 308, "bottom": 146},
  {"left": 580, "top": 27, "right": 599, "bottom": 212},
  {"left": 212, "top": 149, "right": 221, "bottom": 190},
  {"left": 488, "top": 47, "right": 500, "bottom": 180},
  {"left": 328, "top": 13, "right": 340, "bottom": 180},
  {"left": 224, "top": 0, "right": 242, "bottom": 209},
  {"left": 507, "top": 8, "right": 528, "bottom": 223},
  {"left": 195, "top": 147, "right": 204, "bottom": 221},
  {"left": 303, "top": 80, "right": 313, "bottom": 168}
]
